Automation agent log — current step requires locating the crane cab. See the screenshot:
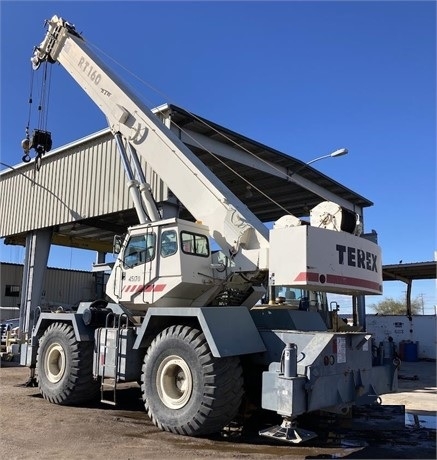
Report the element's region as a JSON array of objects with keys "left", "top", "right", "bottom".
[{"left": 106, "top": 218, "right": 223, "bottom": 311}]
